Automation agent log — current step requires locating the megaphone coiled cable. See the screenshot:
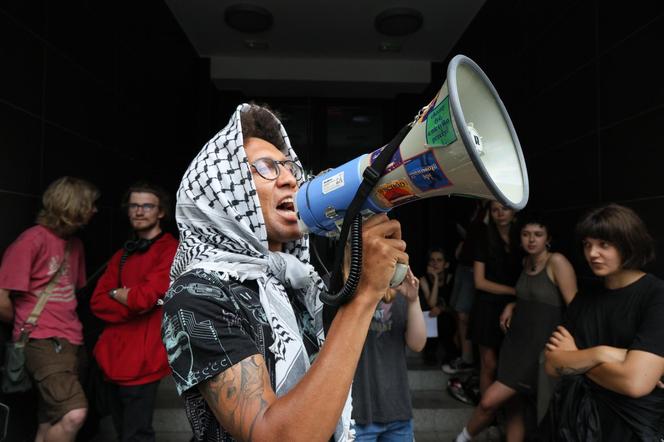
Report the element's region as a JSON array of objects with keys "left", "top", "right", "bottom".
[{"left": 320, "top": 214, "right": 362, "bottom": 306}]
